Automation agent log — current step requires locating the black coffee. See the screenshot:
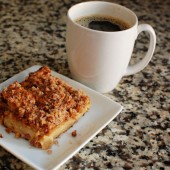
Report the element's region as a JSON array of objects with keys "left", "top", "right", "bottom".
[{"left": 75, "top": 15, "right": 130, "bottom": 32}]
